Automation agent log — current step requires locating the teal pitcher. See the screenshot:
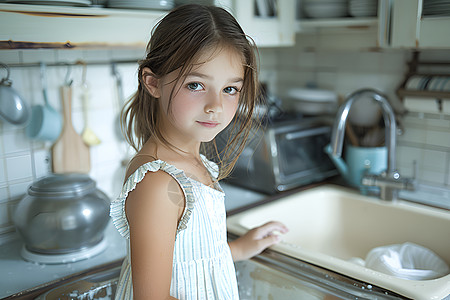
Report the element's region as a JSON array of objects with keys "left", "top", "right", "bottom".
[{"left": 325, "top": 144, "right": 387, "bottom": 192}]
